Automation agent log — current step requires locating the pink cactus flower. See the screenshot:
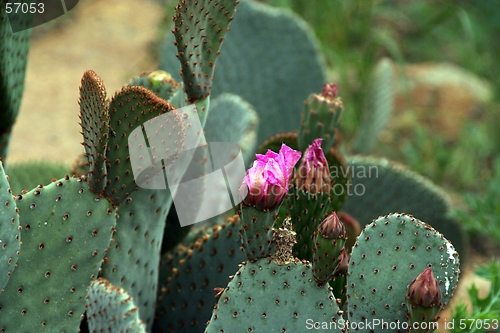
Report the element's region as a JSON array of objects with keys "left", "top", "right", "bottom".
[{"left": 241, "top": 144, "right": 302, "bottom": 210}]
